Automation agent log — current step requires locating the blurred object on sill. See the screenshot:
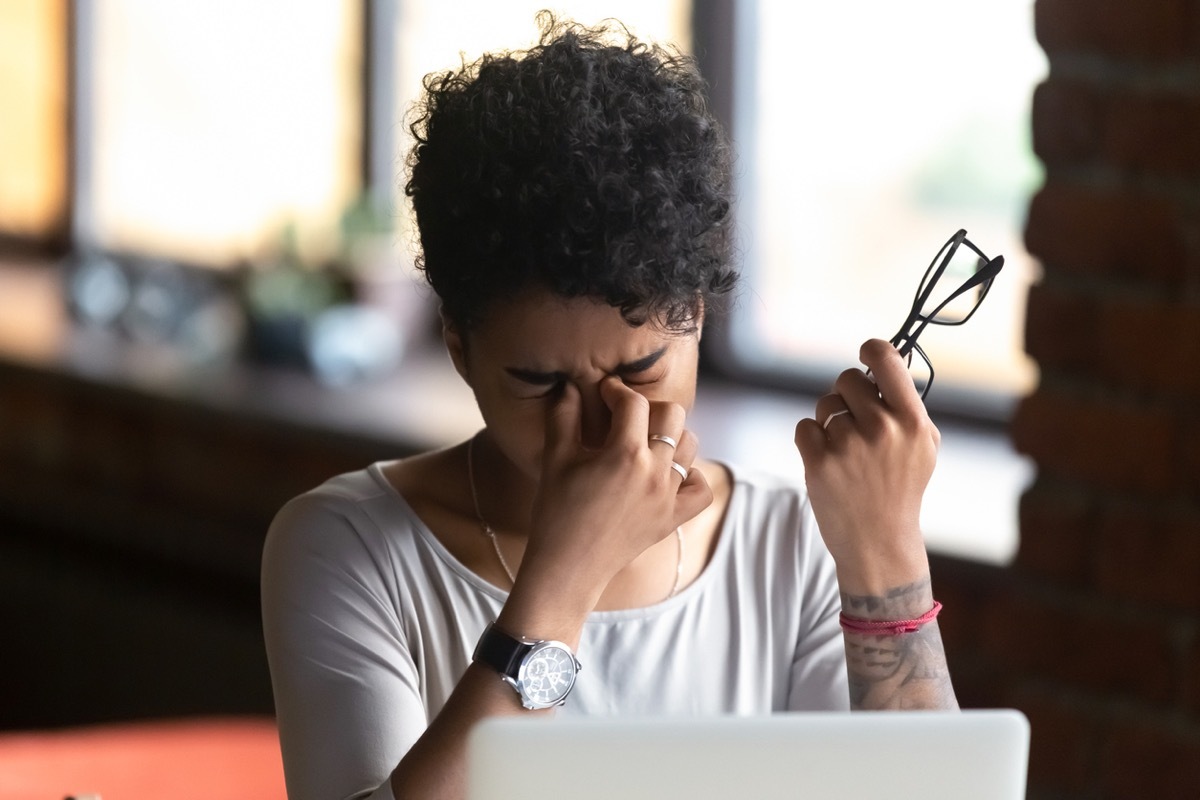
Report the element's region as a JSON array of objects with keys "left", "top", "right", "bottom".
[
  {"left": 54, "top": 195, "right": 435, "bottom": 387},
  {"left": 63, "top": 249, "right": 245, "bottom": 368},
  {"left": 242, "top": 196, "right": 432, "bottom": 386},
  {"left": 307, "top": 303, "right": 402, "bottom": 387},
  {"left": 240, "top": 220, "right": 351, "bottom": 370},
  {"left": 64, "top": 252, "right": 129, "bottom": 328}
]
